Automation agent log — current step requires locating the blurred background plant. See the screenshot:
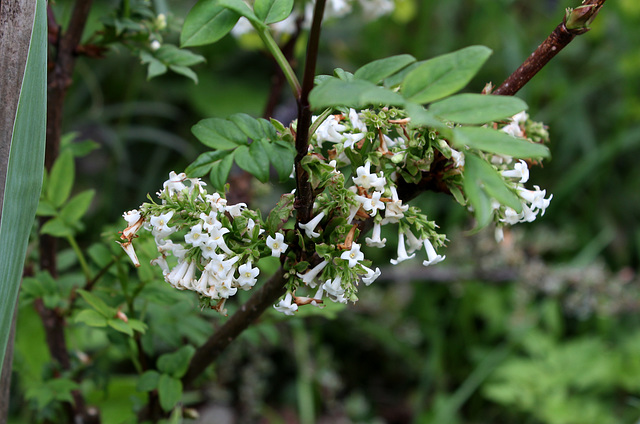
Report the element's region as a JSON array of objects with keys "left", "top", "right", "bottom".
[{"left": 8, "top": 0, "right": 640, "bottom": 423}]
